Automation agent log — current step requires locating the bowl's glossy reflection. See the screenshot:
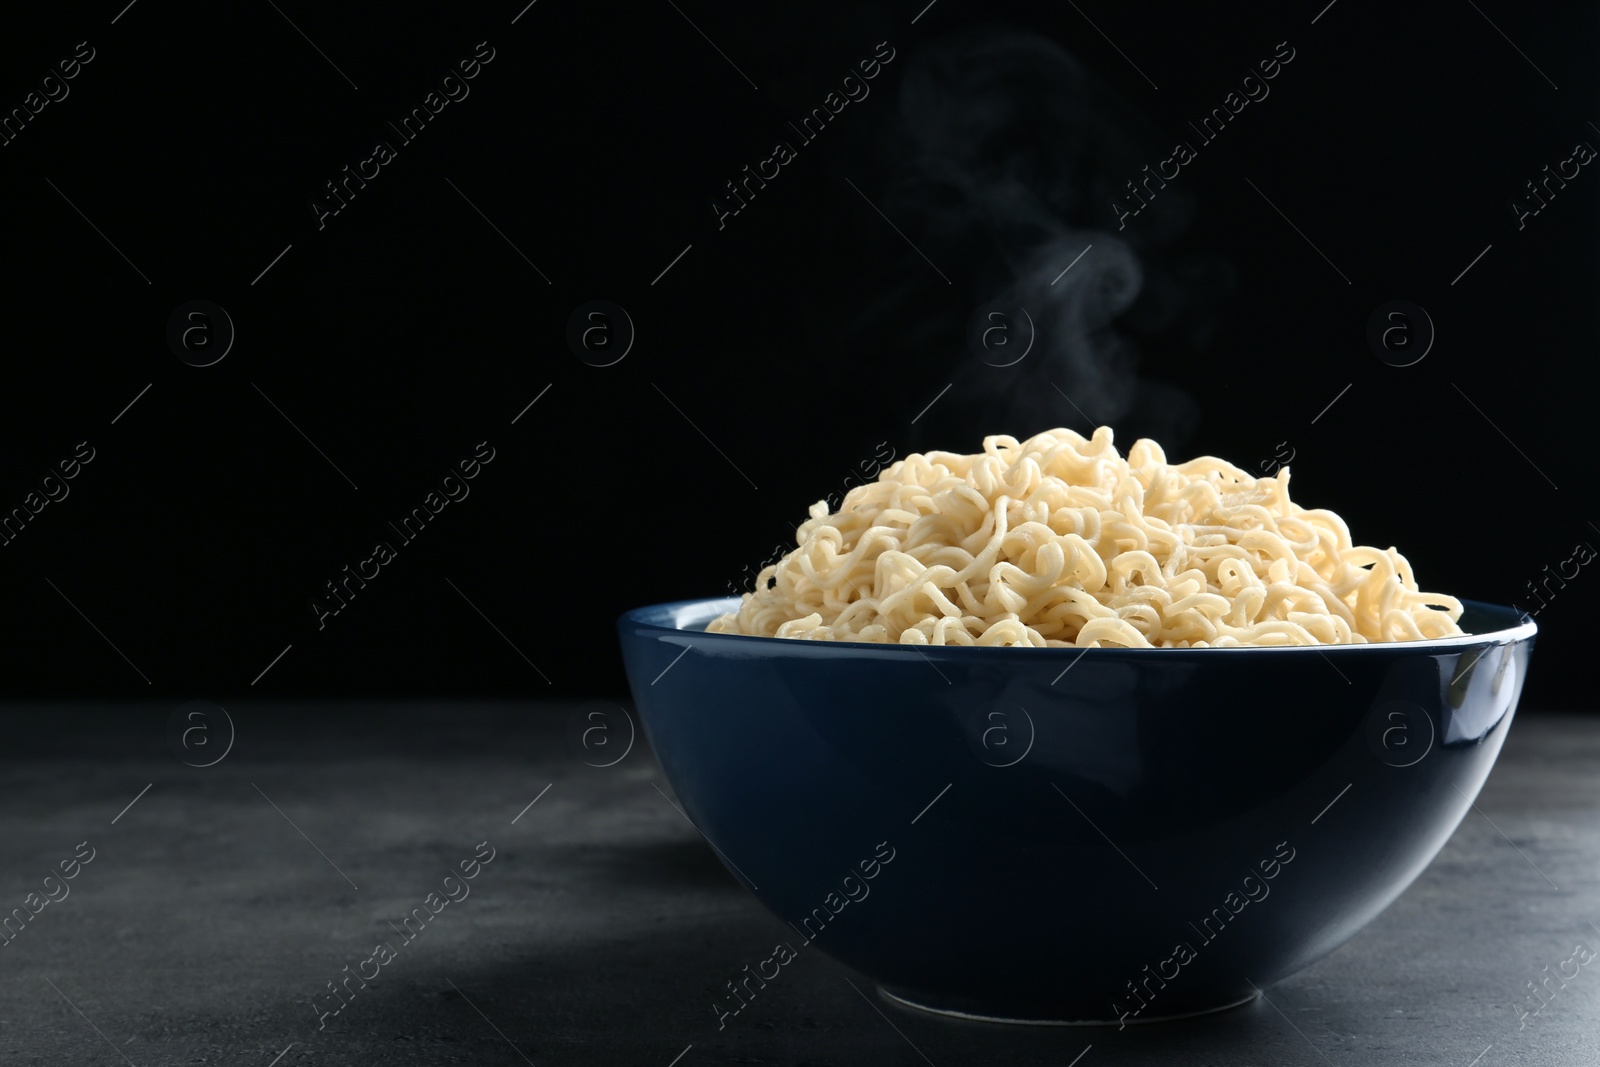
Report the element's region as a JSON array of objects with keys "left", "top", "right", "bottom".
[{"left": 619, "top": 598, "right": 1535, "bottom": 1024}]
